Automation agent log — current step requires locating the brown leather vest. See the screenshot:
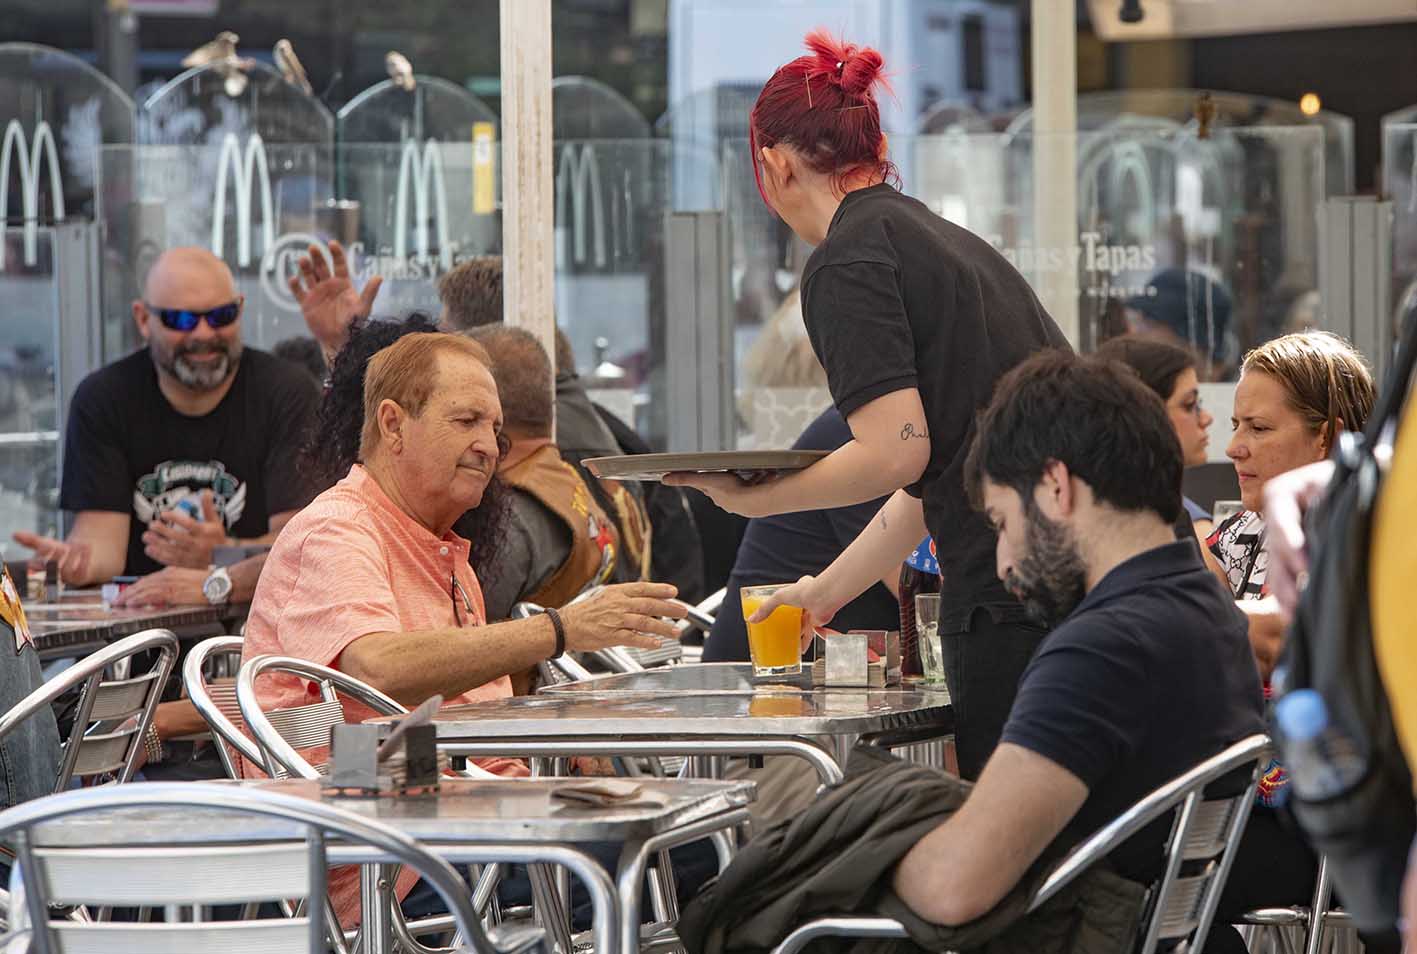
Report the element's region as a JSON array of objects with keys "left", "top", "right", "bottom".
[{"left": 501, "top": 444, "right": 618, "bottom": 608}]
